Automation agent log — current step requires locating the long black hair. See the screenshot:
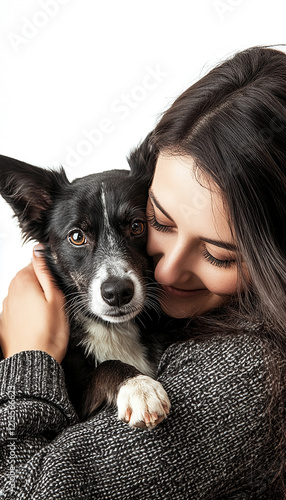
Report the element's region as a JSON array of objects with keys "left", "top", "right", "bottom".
[
  {"left": 147, "top": 46, "right": 286, "bottom": 495},
  {"left": 152, "top": 46, "right": 286, "bottom": 334}
]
